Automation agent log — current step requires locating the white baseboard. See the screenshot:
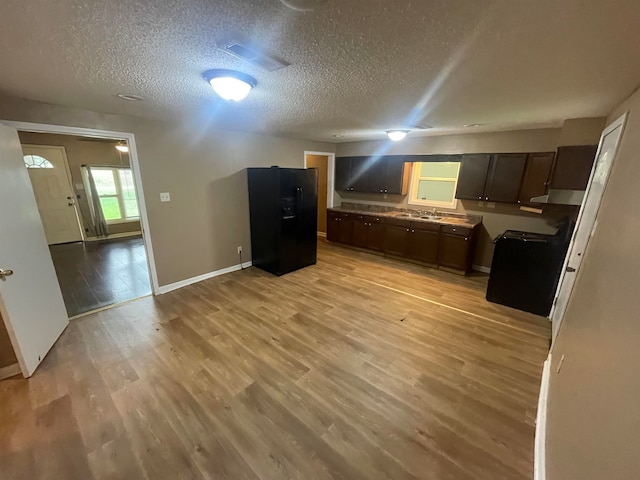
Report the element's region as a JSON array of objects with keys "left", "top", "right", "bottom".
[
  {"left": 535, "top": 354, "right": 552, "bottom": 480},
  {"left": 317, "top": 231, "right": 327, "bottom": 237},
  {"left": 157, "top": 261, "right": 252, "bottom": 295},
  {"left": 0, "top": 363, "right": 21, "bottom": 380},
  {"left": 472, "top": 264, "right": 491, "bottom": 273},
  {"left": 86, "top": 231, "right": 142, "bottom": 241}
]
